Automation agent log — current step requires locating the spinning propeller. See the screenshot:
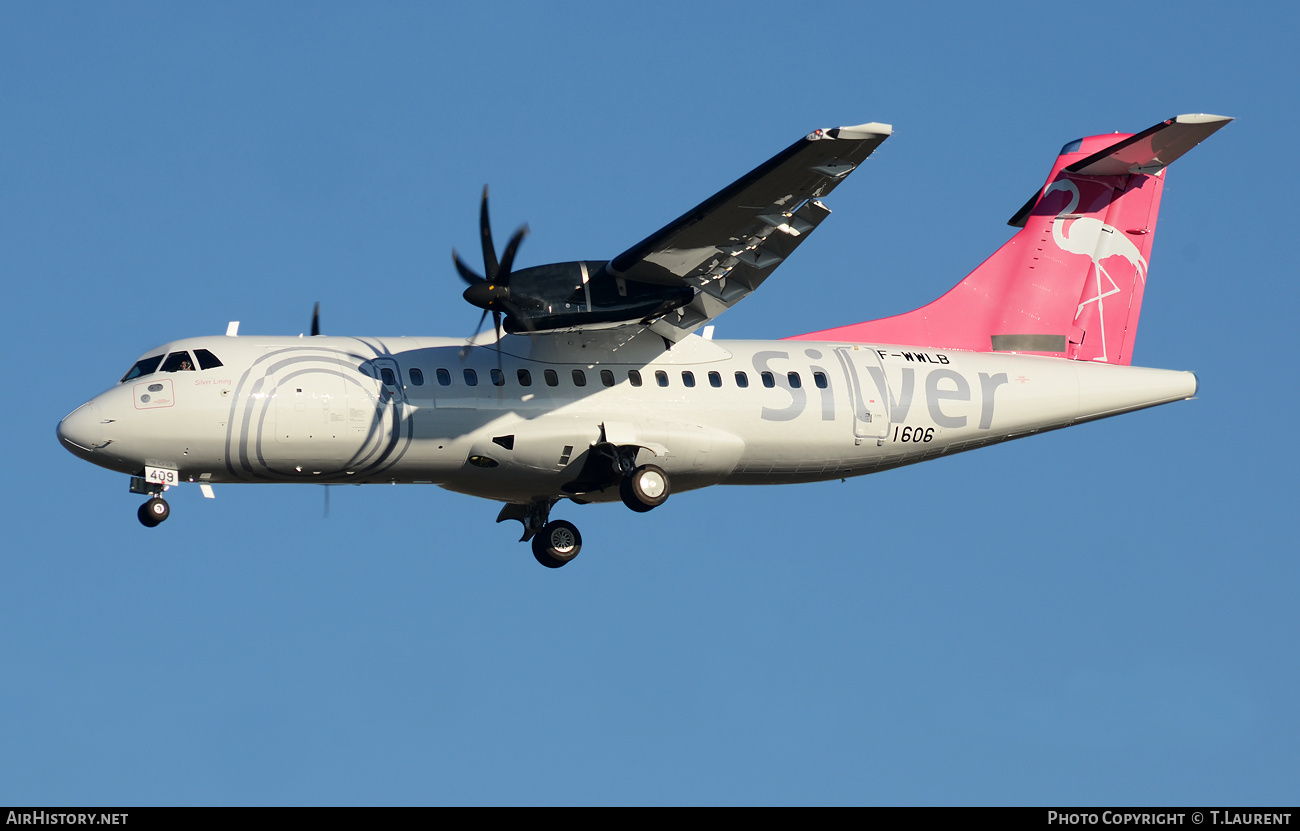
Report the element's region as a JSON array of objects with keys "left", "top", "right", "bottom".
[{"left": 453, "top": 187, "right": 535, "bottom": 346}]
